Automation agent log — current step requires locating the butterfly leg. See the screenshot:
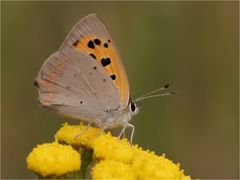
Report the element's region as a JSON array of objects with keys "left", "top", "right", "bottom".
[
  {"left": 118, "top": 123, "right": 128, "bottom": 139},
  {"left": 117, "top": 123, "right": 135, "bottom": 143},
  {"left": 96, "top": 119, "right": 109, "bottom": 137},
  {"left": 123, "top": 130, "right": 126, "bottom": 138},
  {"left": 128, "top": 123, "right": 135, "bottom": 144},
  {"left": 75, "top": 121, "right": 92, "bottom": 138}
]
